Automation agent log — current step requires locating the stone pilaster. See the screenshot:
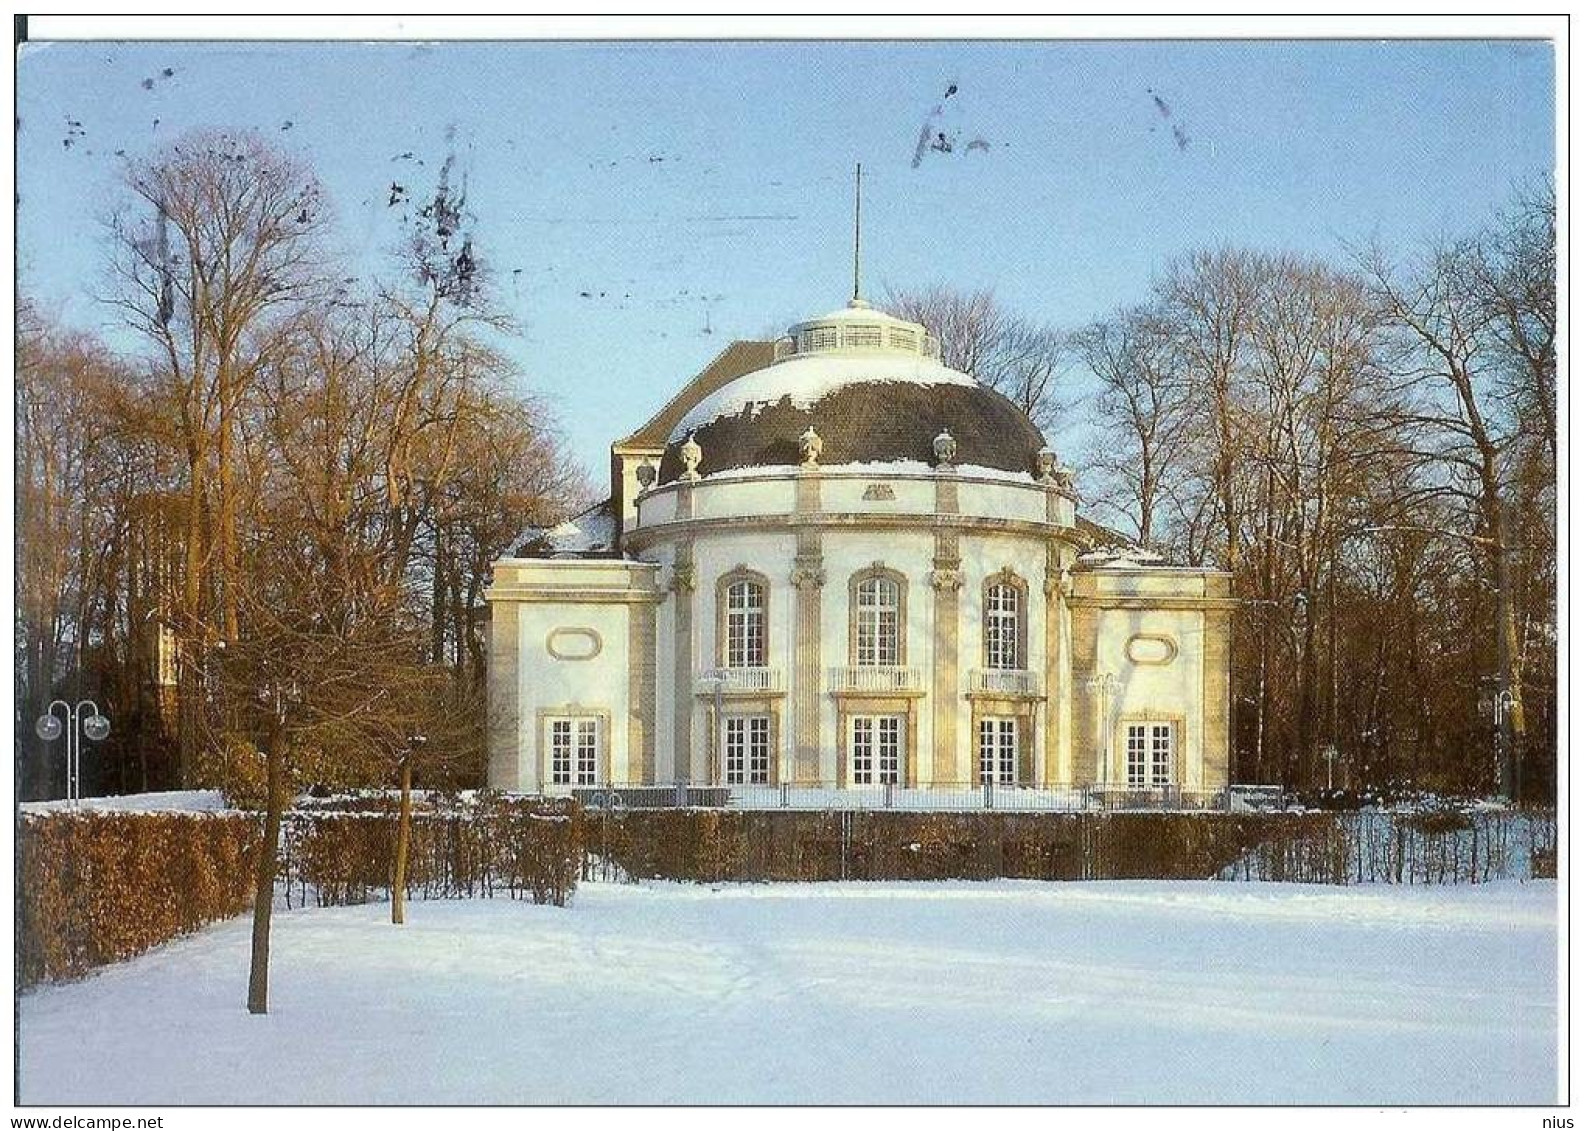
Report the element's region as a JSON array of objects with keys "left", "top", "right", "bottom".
[
  {"left": 1044, "top": 540, "right": 1073, "bottom": 786},
  {"left": 930, "top": 474, "right": 962, "bottom": 783},
  {"left": 627, "top": 599, "right": 657, "bottom": 784},
  {"left": 486, "top": 602, "right": 521, "bottom": 790},
  {"left": 670, "top": 544, "right": 696, "bottom": 783},
  {"left": 1202, "top": 607, "right": 1232, "bottom": 789},
  {"left": 930, "top": 534, "right": 963, "bottom": 784},
  {"left": 791, "top": 470, "right": 824, "bottom": 783},
  {"left": 1068, "top": 594, "right": 1098, "bottom": 787}
]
